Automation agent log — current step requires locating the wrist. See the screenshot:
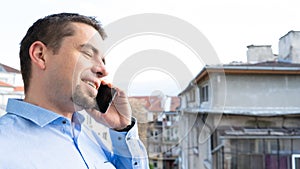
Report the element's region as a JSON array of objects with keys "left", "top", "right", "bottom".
[{"left": 114, "top": 118, "right": 135, "bottom": 132}]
